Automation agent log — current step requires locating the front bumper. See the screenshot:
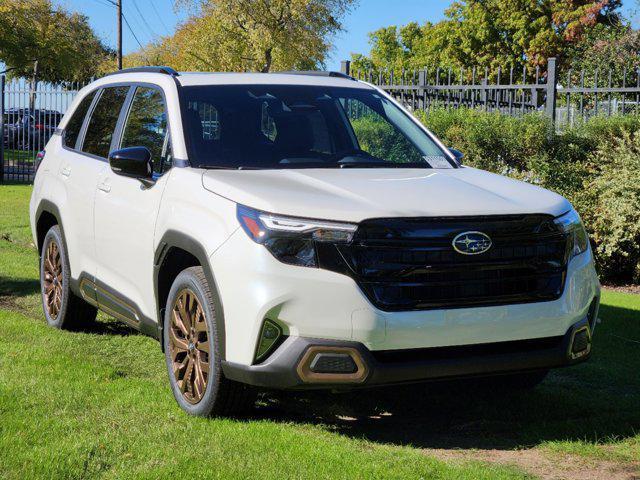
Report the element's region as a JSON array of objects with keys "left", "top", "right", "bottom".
[
  {"left": 211, "top": 229, "right": 601, "bottom": 366},
  {"left": 222, "top": 315, "right": 593, "bottom": 389}
]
